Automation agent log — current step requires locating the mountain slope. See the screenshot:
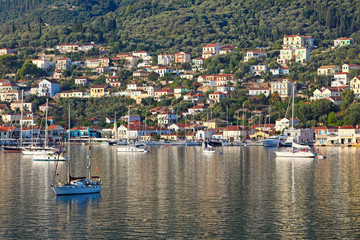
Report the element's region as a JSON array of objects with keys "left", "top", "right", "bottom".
[{"left": 1, "top": 0, "right": 360, "bottom": 53}]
